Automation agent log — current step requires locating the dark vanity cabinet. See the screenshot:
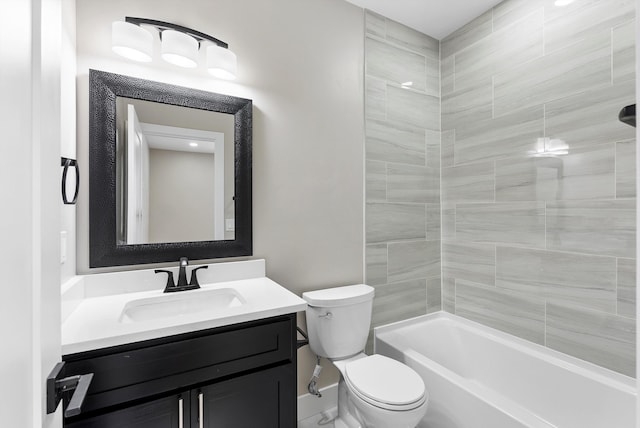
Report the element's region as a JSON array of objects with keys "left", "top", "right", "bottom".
[{"left": 63, "top": 314, "right": 297, "bottom": 428}]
